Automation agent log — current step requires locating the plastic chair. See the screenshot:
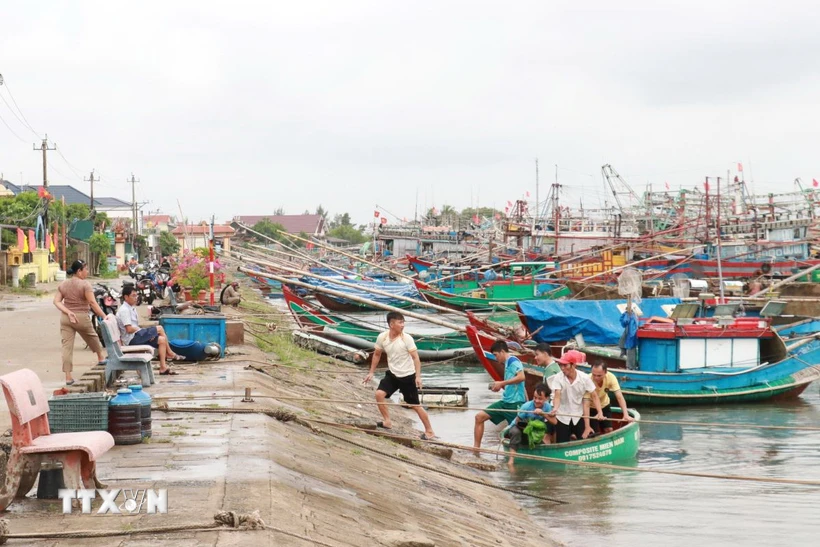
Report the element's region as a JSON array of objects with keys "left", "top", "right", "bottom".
[
  {"left": 0, "top": 368, "right": 114, "bottom": 511},
  {"left": 101, "top": 315, "right": 155, "bottom": 387}
]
